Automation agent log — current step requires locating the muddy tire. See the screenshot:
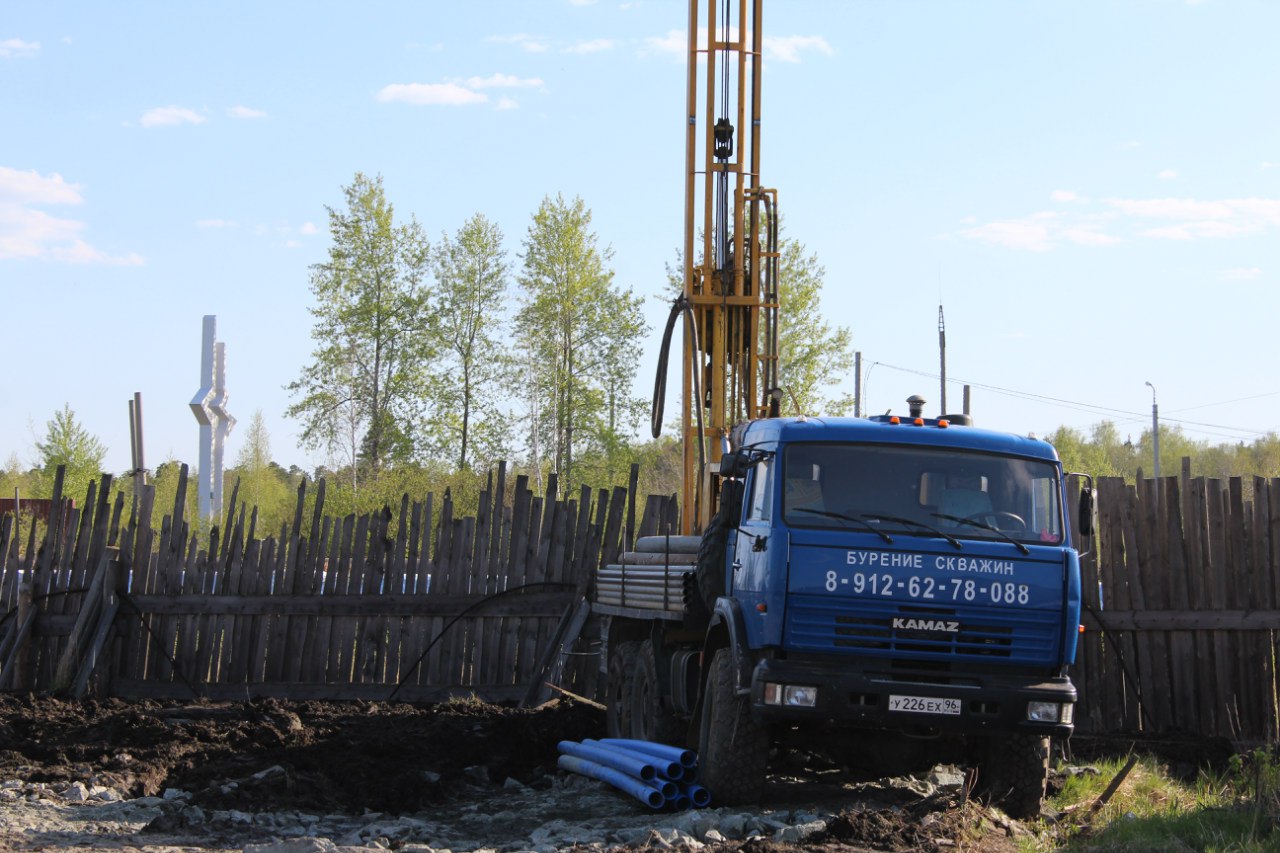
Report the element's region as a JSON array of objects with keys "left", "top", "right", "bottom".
[
  {"left": 628, "top": 639, "right": 686, "bottom": 745},
  {"left": 695, "top": 512, "right": 729, "bottom": 613},
  {"left": 980, "top": 734, "right": 1050, "bottom": 819},
  {"left": 698, "top": 648, "right": 769, "bottom": 805},
  {"left": 605, "top": 640, "right": 640, "bottom": 739}
]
